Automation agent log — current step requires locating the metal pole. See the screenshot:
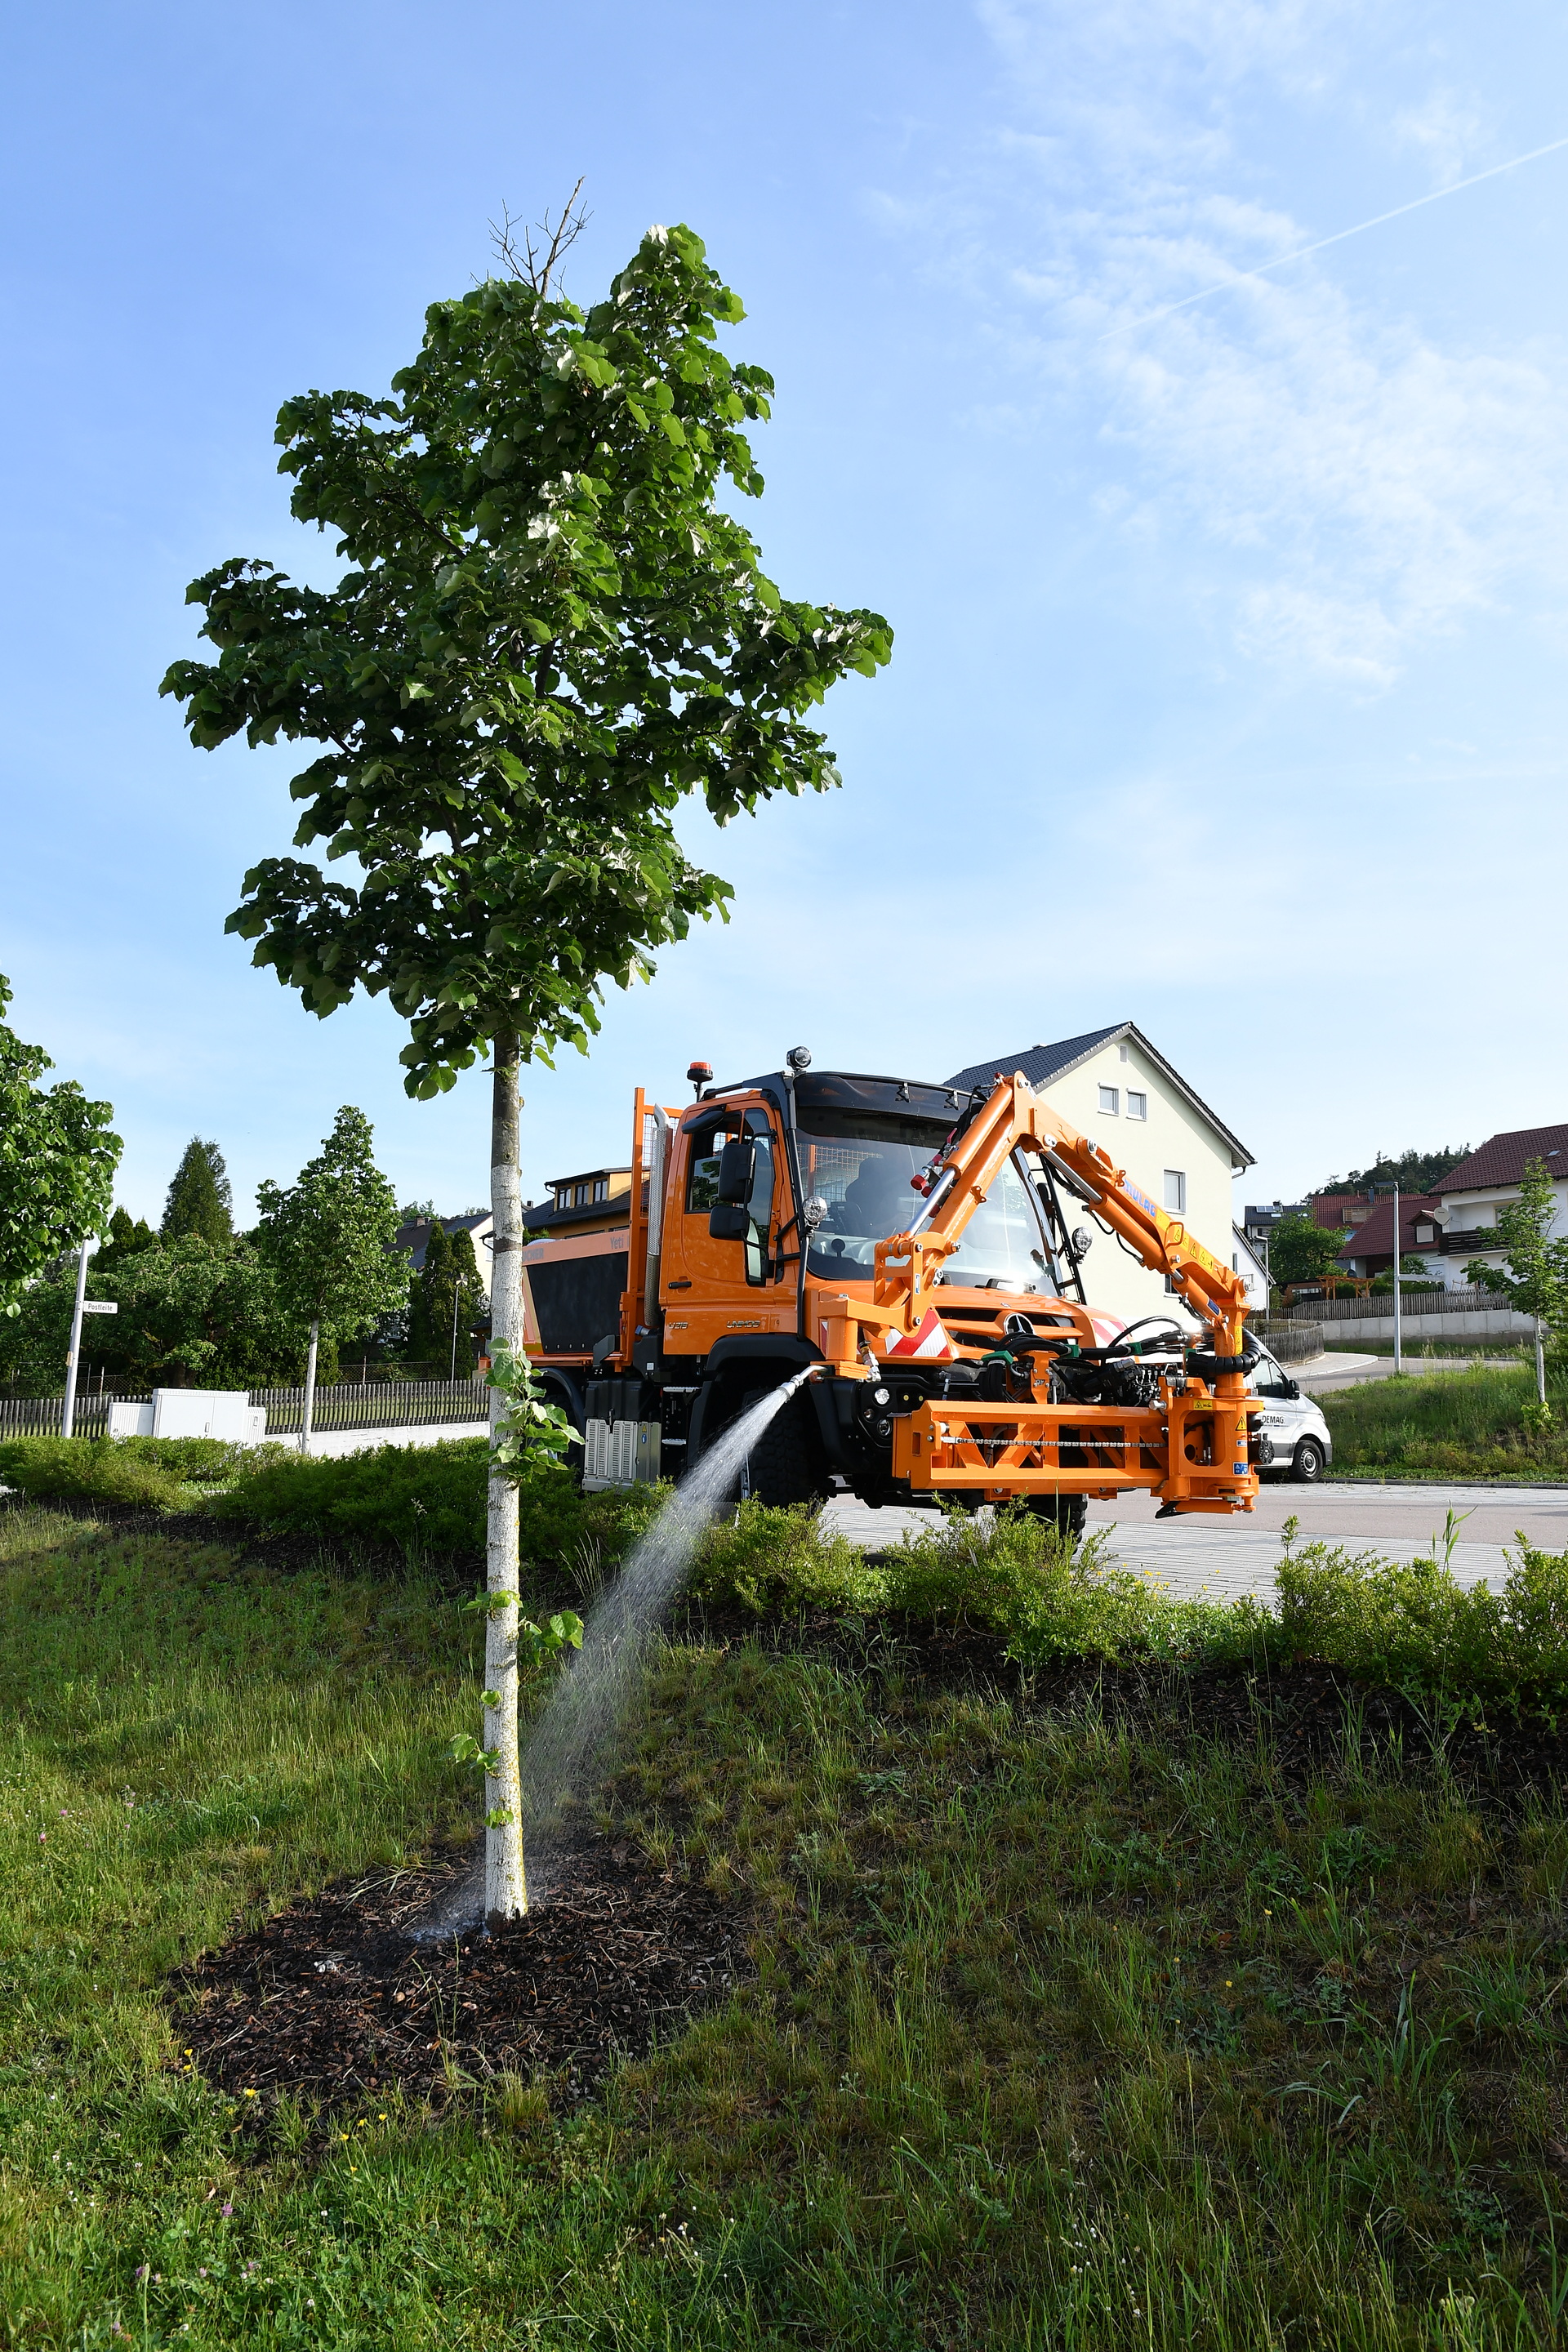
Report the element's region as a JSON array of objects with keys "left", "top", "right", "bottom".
[
  {"left": 1392, "top": 1180, "right": 1402, "bottom": 1373},
  {"left": 61, "top": 1239, "right": 93, "bottom": 1439},
  {"left": 450, "top": 1276, "right": 461, "bottom": 1383}
]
